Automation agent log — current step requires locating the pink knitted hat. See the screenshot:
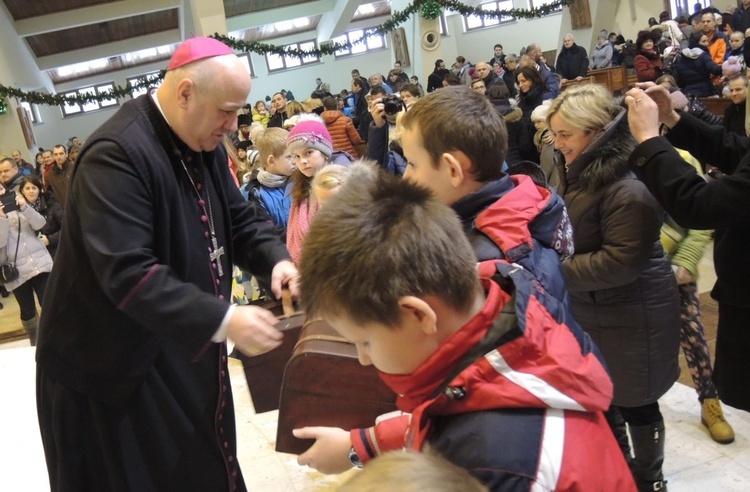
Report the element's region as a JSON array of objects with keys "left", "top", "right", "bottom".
[{"left": 286, "top": 119, "right": 333, "bottom": 158}]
